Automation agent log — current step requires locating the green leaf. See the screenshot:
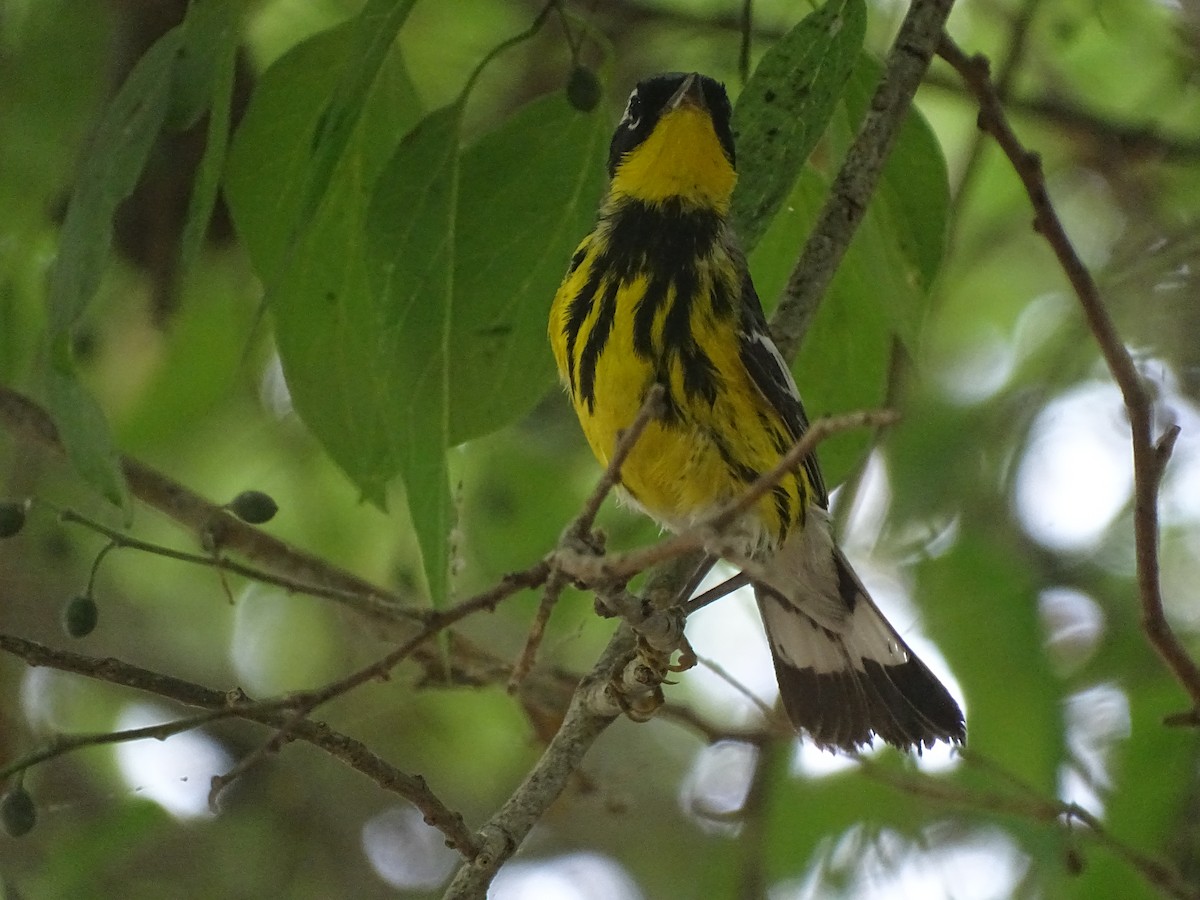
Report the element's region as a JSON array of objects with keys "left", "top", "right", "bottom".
[
  {"left": 42, "top": 27, "right": 183, "bottom": 508},
  {"left": 168, "top": 0, "right": 240, "bottom": 132},
  {"left": 450, "top": 91, "right": 609, "bottom": 444},
  {"left": 116, "top": 264, "right": 260, "bottom": 450},
  {"left": 232, "top": 32, "right": 602, "bottom": 604},
  {"left": 793, "top": 178, "right": 896, "bottom": 485},
  {"left": 300, "top": 0, "right": 419, "bottom": 234},
  {"left": 227, "top": 24, "right": 442, "bottom": 593},
  {"left": 834, "top": 54, "right": 950, "bottom": 343},
  {"left": 45, "top": 355, "right": 126, "bottom": 506},
  {"left": 224, "top": 22, "right": 420, "bottom": 281},
  {"left": 224, "top": 23, "right": 418, "bottom": 480},
  {"left": 46, "top": 29, "right": 180, "bottom": 338},
  {"left": 922, "top": 534, "right": 1063, "bottom": 790},
  {"left": 364, "top": 104, "right": 463, "bottom": 605},
  {"left": 730, "top": 0, "right": 865, "bottom": 253},
  {"left": 179, "top": 2, "right": 240, "bottom": 272},
  {"left": 924, "top": 533, "right": 1068, "bottom": 880}
]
